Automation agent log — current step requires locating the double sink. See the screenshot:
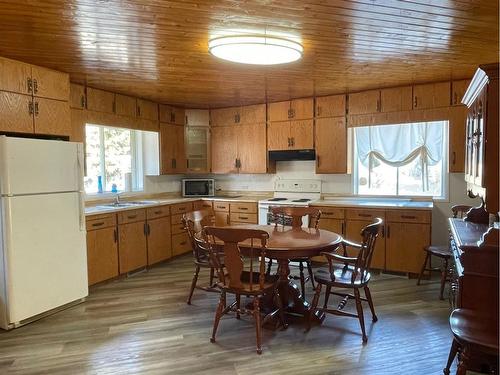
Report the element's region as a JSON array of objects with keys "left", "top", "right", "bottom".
[{"left": 98, "top": 200, "right": 160, "bottom": 208}]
